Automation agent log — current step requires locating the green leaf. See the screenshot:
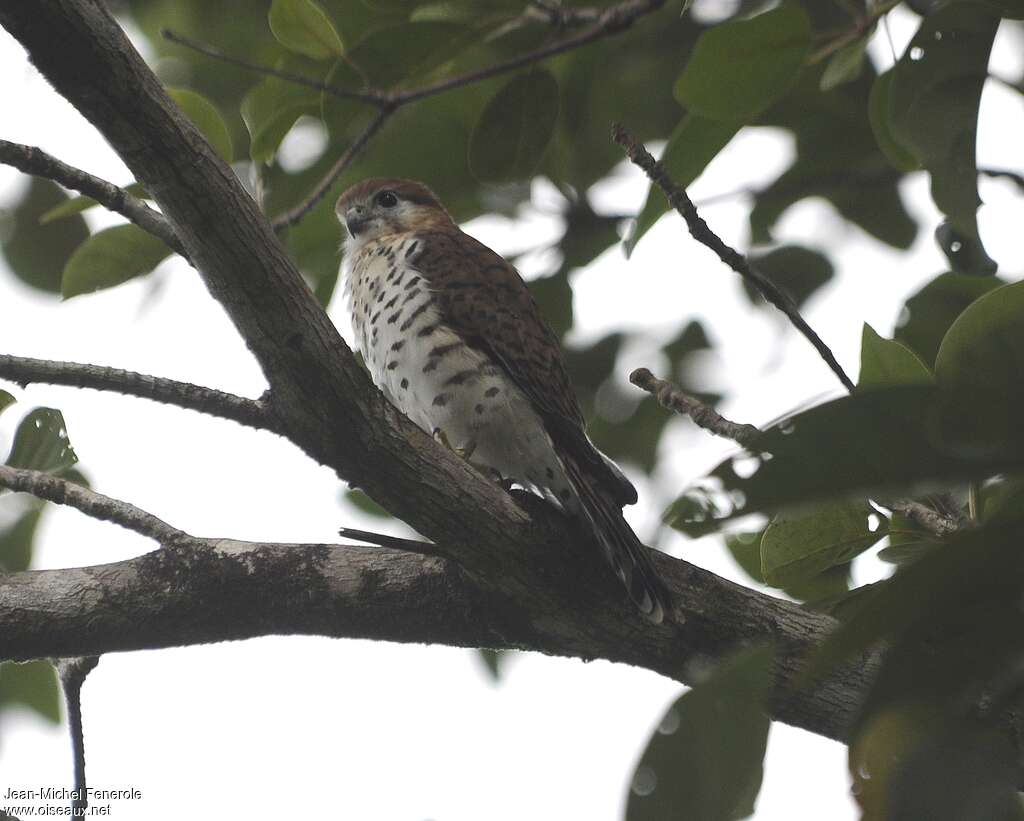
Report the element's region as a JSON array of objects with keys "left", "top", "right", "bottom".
[
  {"left": 680, "top": 386, "right": 1024, "bottom": 525},
  {"left": 978, "top": 475, "right": 1024, "bottom": 525},
  {"left": 5, "top": 407, "right": 78, "bottom": 476},
  {"left": 469, "top": 70, "right": 559, "bottom": 184},
  {"left": 761, "top": 501, "right": 886, "bottom": 588},
  {"left": 0, "top": 390, "right": 14, "bottom": 416},
  {"left": 0, "top": 660, "right": 61, "bottom": 724},
  {"left": 268, "top": 0, "right": 344, "bottom": 60},
  {"left": 889, "top": 3, "right": 999, "bottom": 259},
  {"left": 934, "top": 220, "right": 997, "bottom": 276},
  {"left": 852, "top": 709, "right": 1022, "bottom": 821},
  {"left": 344, "top": 488, "right": 392, "bottom": 519},
  {"left": 0, "top": 504, "right": 43, "bottom": 572},
  {"left": 820, "top": 32, "right": 870, "bottom": 91},
  {"left": 528, "top": 270, "right": 573, "bottom": 340},
  {"left": 743, "top": 245, "right": 834, "bottom": 309},
  {"left": 868, "top": 69, "right": 921, "bottom": 172},
  {"left": 626, "top": 646, "right": 772, "bottom": 821},
  {"left": 39, "top": 182, "right": 150, "bottom": 225},
  {"left": 978, "top": 0, "right": 1024, "bottom": 18},
  {"left": 0, "top": 179, "right": 90, "bottom": 293},
  {"left": 858, "top": 324, "right": 933, "bottom": 388},
  {"left": 167, "top": 88, "right": 234, "bottom": 162},
  {"left": 894, "top": 272, "right": 1003, "bottom": 367},
  {"left": 806, "top": 517, "right": 1024, "bottom": 703},
  {"left": 724, "top": 530, "right": 766, "bottom": 584},
  {"left": 674, "top": 5, "right": 811, "bottom": 122},
  {"left": 626, "top": 114, "right": 739, "bottom": 255},
  {"left": 241, "top": 60, "right": 322, "bottom": 164},
  {"left": 343, "top": 22, "right": 475, "bottom": 89},
  {"left": 933, "top": 280, "right": 1024, "bottom": 450},
  {"left": 477, "top": 649, "right": 504, "bottom": 682},
  {"left": 62, "top": 224, "right": 173, "bottom": 299}
]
